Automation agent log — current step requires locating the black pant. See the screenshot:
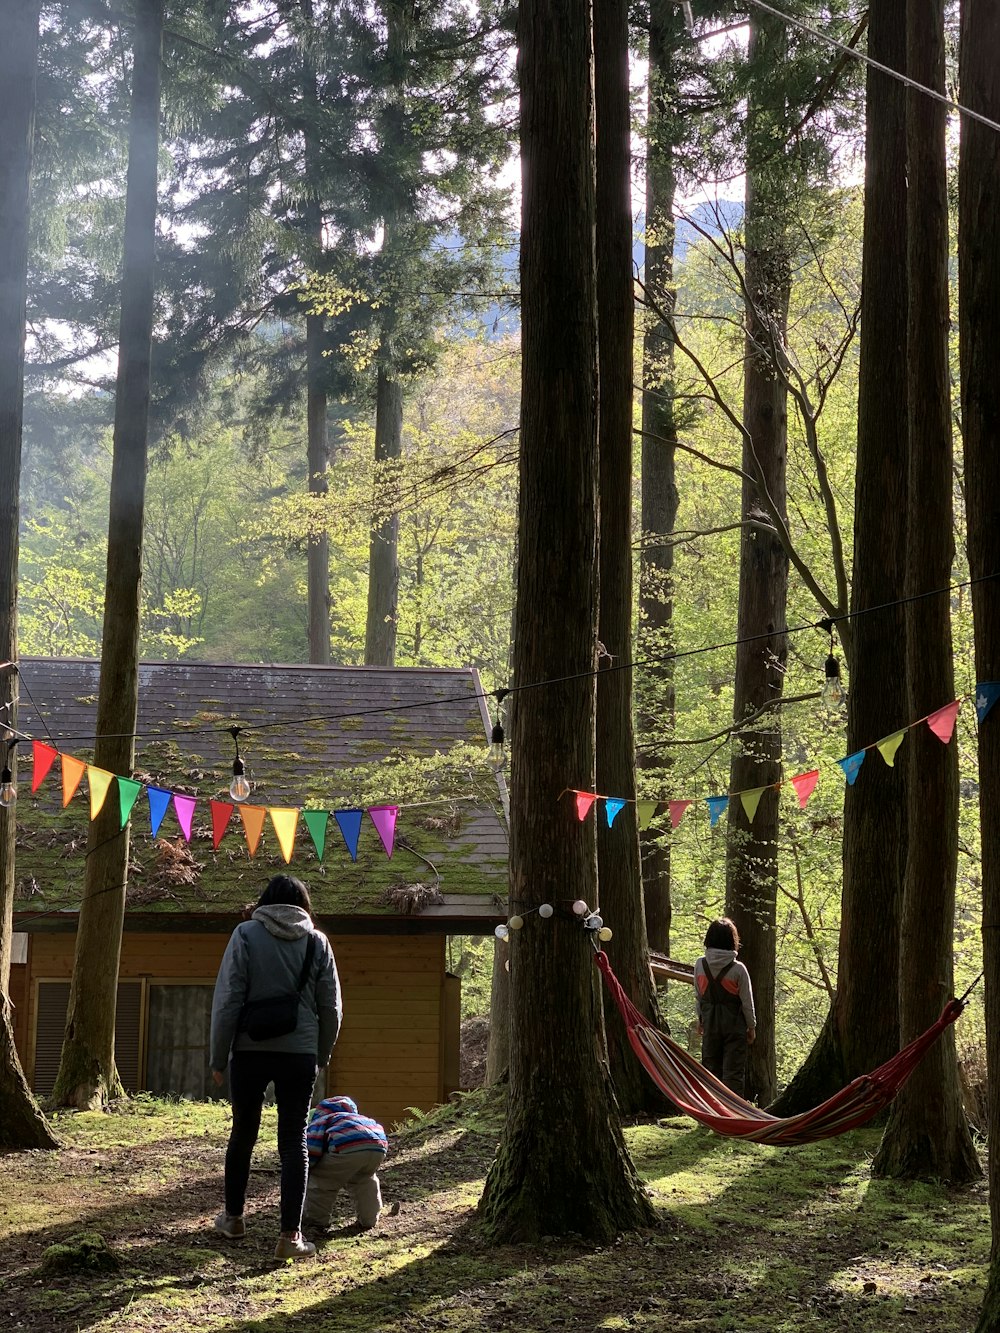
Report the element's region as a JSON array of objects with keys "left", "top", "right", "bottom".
[
  {"left": 701, "top": 1007, "right": 748, "bottom": 1097},
  {"left": 225, "top": 1051, "right": 317, "bottom": 1232}
]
